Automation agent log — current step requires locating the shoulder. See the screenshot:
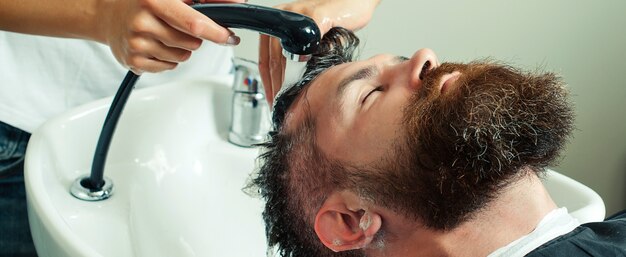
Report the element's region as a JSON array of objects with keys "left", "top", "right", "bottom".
[{"left": 526, "top": 210, "right": 626, "bottom": 257}]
